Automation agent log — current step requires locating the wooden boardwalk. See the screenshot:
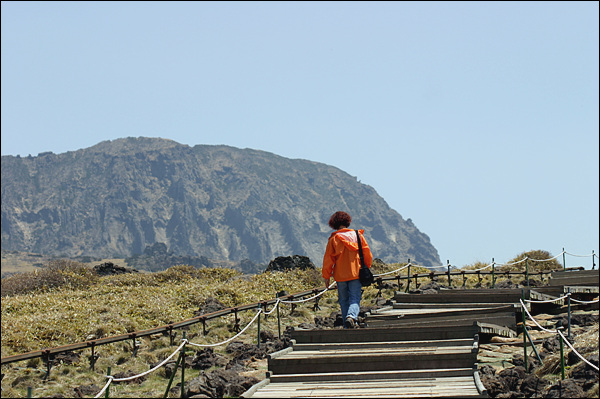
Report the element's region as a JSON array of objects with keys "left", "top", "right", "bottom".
[{"left": 243, "top": 271, "right": 597, "bottom": 398}]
